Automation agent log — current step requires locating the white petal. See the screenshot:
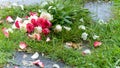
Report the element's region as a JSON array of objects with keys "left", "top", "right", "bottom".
[
  {"left": 93, "top": 35, "right": 99, "bottom": 40},
  {"left": 79, "top": 18, "right": 84, "bottom": 22},
  {"left": 46, "top": 37, "right": 50, "bottom": 42},
  {"left": 31, "top": 52, "right": 39, "bottom": 60},
  {"left": 40, "top": 11, "right": 53, "bottom": 21},
  {"left": 81, "top": 32, "right": 88, "bottom": 40},
  {"left": 53, "top": 64, "right": 60, "bottom": 68},
  {"left": 54, "top": 25, "right": 62, "bottom": 32},
  {"left": 83, "top": 49, "right": 91, "bottom": 54},
  {"left": 7, "top": 28, "right": 13, "bottom": 33},
  {"left": 63, "top": 26, "right": 71, "bottom": 31},
  {"left": 78, "top": 25, "right": 86, "bottom": 30}
]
